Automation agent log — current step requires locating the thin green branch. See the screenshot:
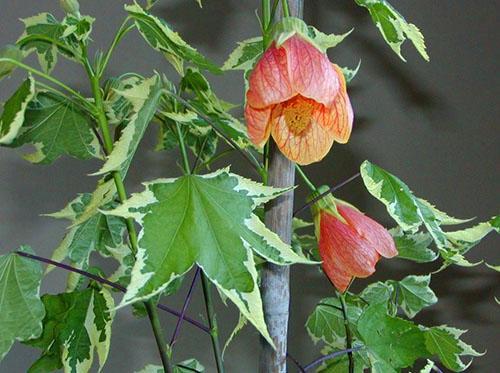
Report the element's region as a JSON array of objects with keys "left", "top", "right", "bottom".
[
  {"left": 295, "top": 165, "right": 317, "bottom": 192},
  {"left": 201, "top": 274, "right": 225, "bottom": 373},
  {"left": 339, "top": 292, "right": 354, "bottom": 373},
  {"left": 97, "top": 17, "right": 134, "bottom": 78},
  {"left": 0, "top": 57, "right": 90, "bottom": 107},
  {"left": 82, "top": 48, "right": 173, "bottom": 373},
  {"left": 281, "top": 0, "right": 291, "bottom": 17}
]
